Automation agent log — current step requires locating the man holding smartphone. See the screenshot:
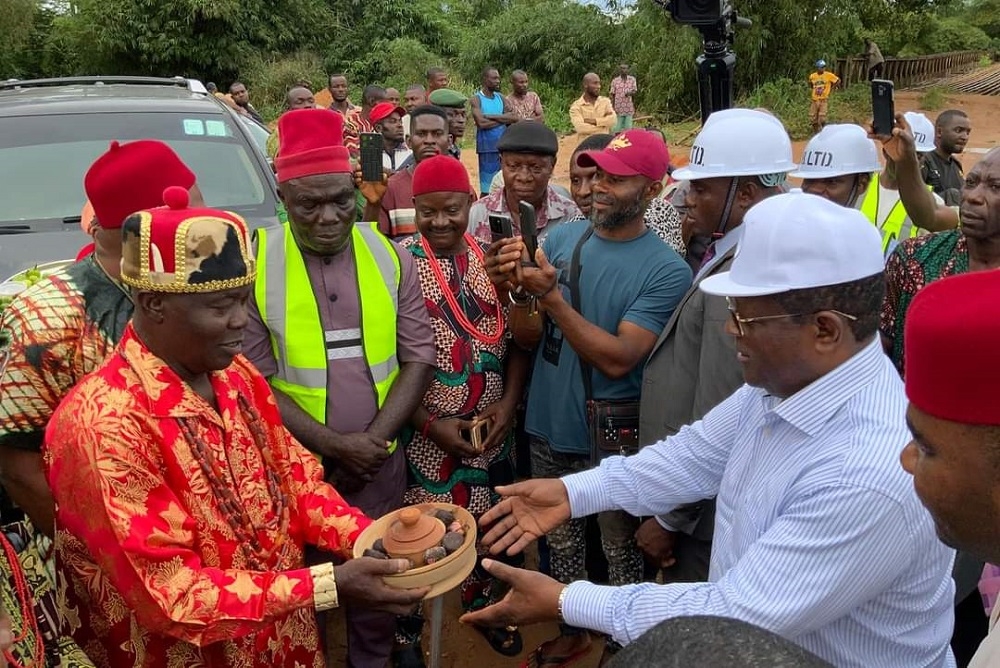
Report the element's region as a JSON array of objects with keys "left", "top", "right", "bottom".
[{"left": 486, "top": 130, "right": 692, "bottom": 666}]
